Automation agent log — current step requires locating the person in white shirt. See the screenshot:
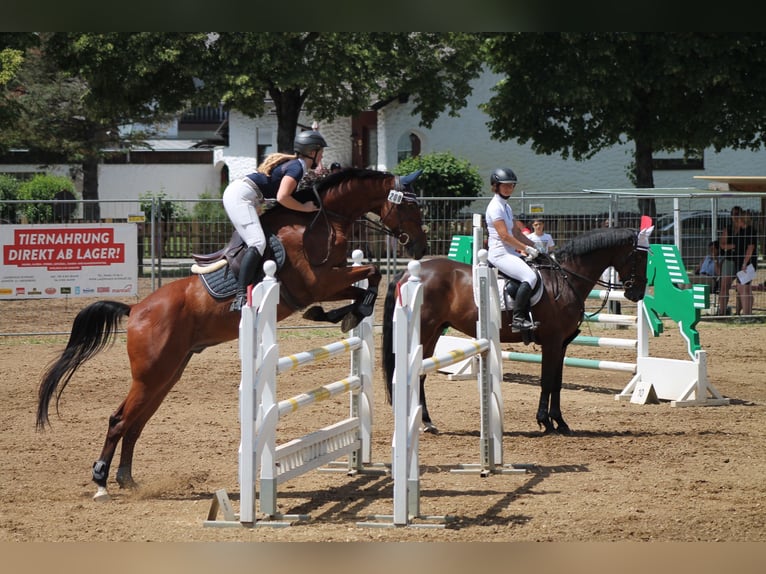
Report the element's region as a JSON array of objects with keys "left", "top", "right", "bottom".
[
  {"left": 526, "top": 218, "right": 555, "bottom": 254},
  {"left": 485, "top": 168, "right": 540, "bottom": 332}
]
